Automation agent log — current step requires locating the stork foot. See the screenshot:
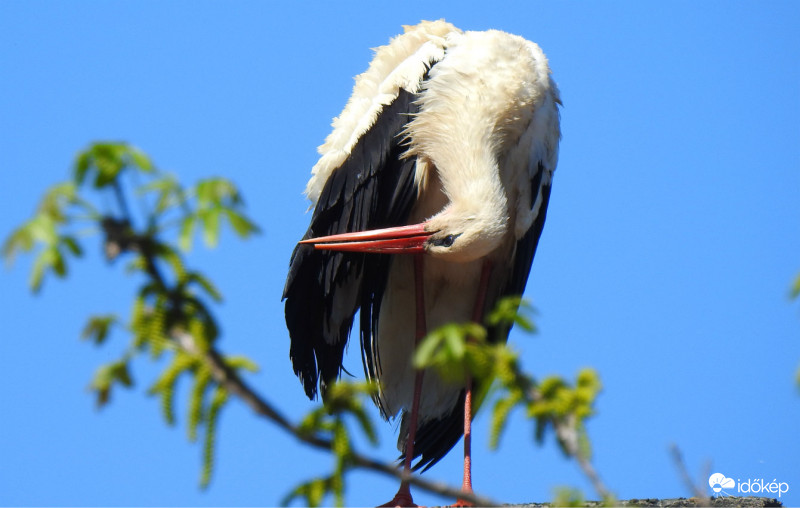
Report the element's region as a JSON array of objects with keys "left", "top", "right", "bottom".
[
  {"left": 378, "top": 484, "right": 421, "bottom": 507},
  {"left": 378, "top": 493, "right": 419, "bottom": 507},
  {"left": 450, "top": 498, "right": 473, "bottom": 507}
]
